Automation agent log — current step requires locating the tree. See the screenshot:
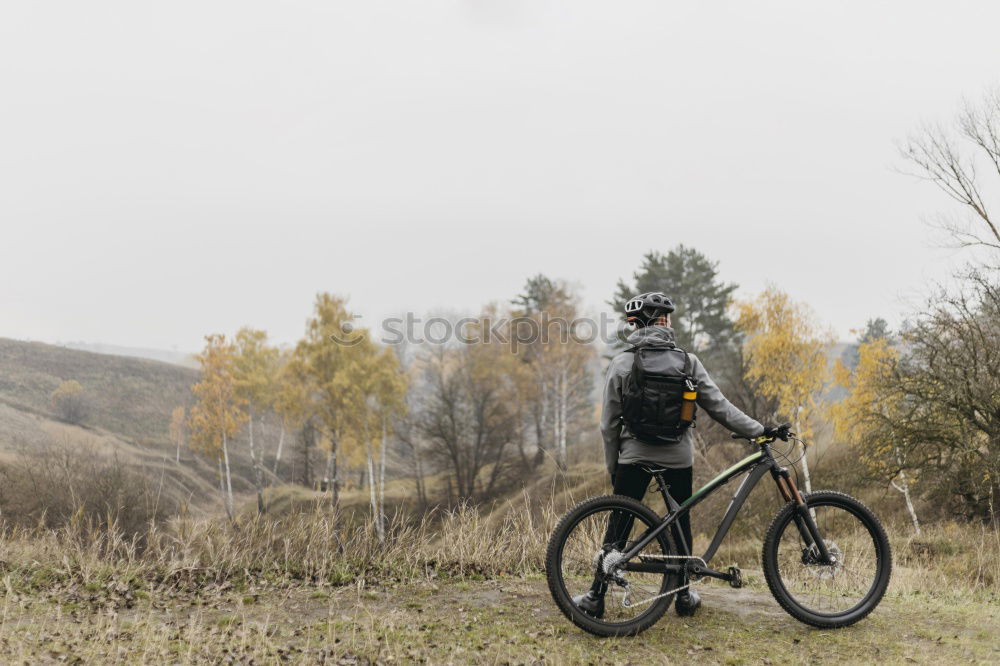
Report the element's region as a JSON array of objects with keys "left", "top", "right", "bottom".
[
  {"left": 901, "top": 88, "right": 1000, "bottom": 260},
  {"left": 833, "top": 338, "right": 921, "bottom": 534},
  {"left": 880, "top": 272, "right": 1000, "bottom": 520},
  {"left": 611, "top": 246, "right": 738, "bottom": 354},
  {"left": 415, "top": 337, "right": 520, "bottom": 502},
  {"left": 337, "top": 347, "right": 407, "bottom": 541},
  {"left": 735, "top": 287, "right": 832, "bottom": 496},
  {"left": 512, "top": 277, "right": 595, "bottom": 469},
  {"left": 232, "top": 327, "right": 280, "bottom": 514},
  {"left": 188, "top": 334, "right": 247, "bottom": 521},
  {"left": 169, "top": 406, "right": 186, "bottom": 464},
  {"left": 51, "top": 380, "right": 89, "bottom": 425},
  {"left": 292, "top": 293, "right": 370, "bottom": 506},
  {"left": 840, "top": 318, "right": 893, "bottom": 370},
  {"left": 272, "top": 349, "right": 305, "bottom": 477}
]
